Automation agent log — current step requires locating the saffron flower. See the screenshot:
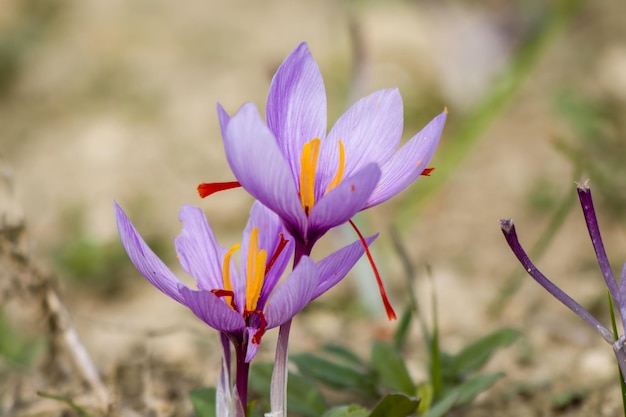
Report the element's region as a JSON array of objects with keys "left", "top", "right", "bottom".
[
  {"left": 200, "top": 42, "right": 446, "bottom": 254},
  {"left": 199, "top": 42, "right": 446, "bottom": 320},
  {"left": 114, "top": 200, "right": 376, "bottom": 408}
]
